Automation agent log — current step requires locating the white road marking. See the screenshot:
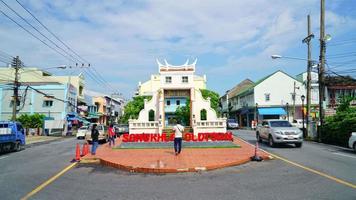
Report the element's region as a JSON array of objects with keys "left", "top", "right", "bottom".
[
  {"left": 333, "top": 152, "right": 356, "bottom": 159},
  {"left": 0, "top": 156, "right": 9, "bottom": 160}
]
